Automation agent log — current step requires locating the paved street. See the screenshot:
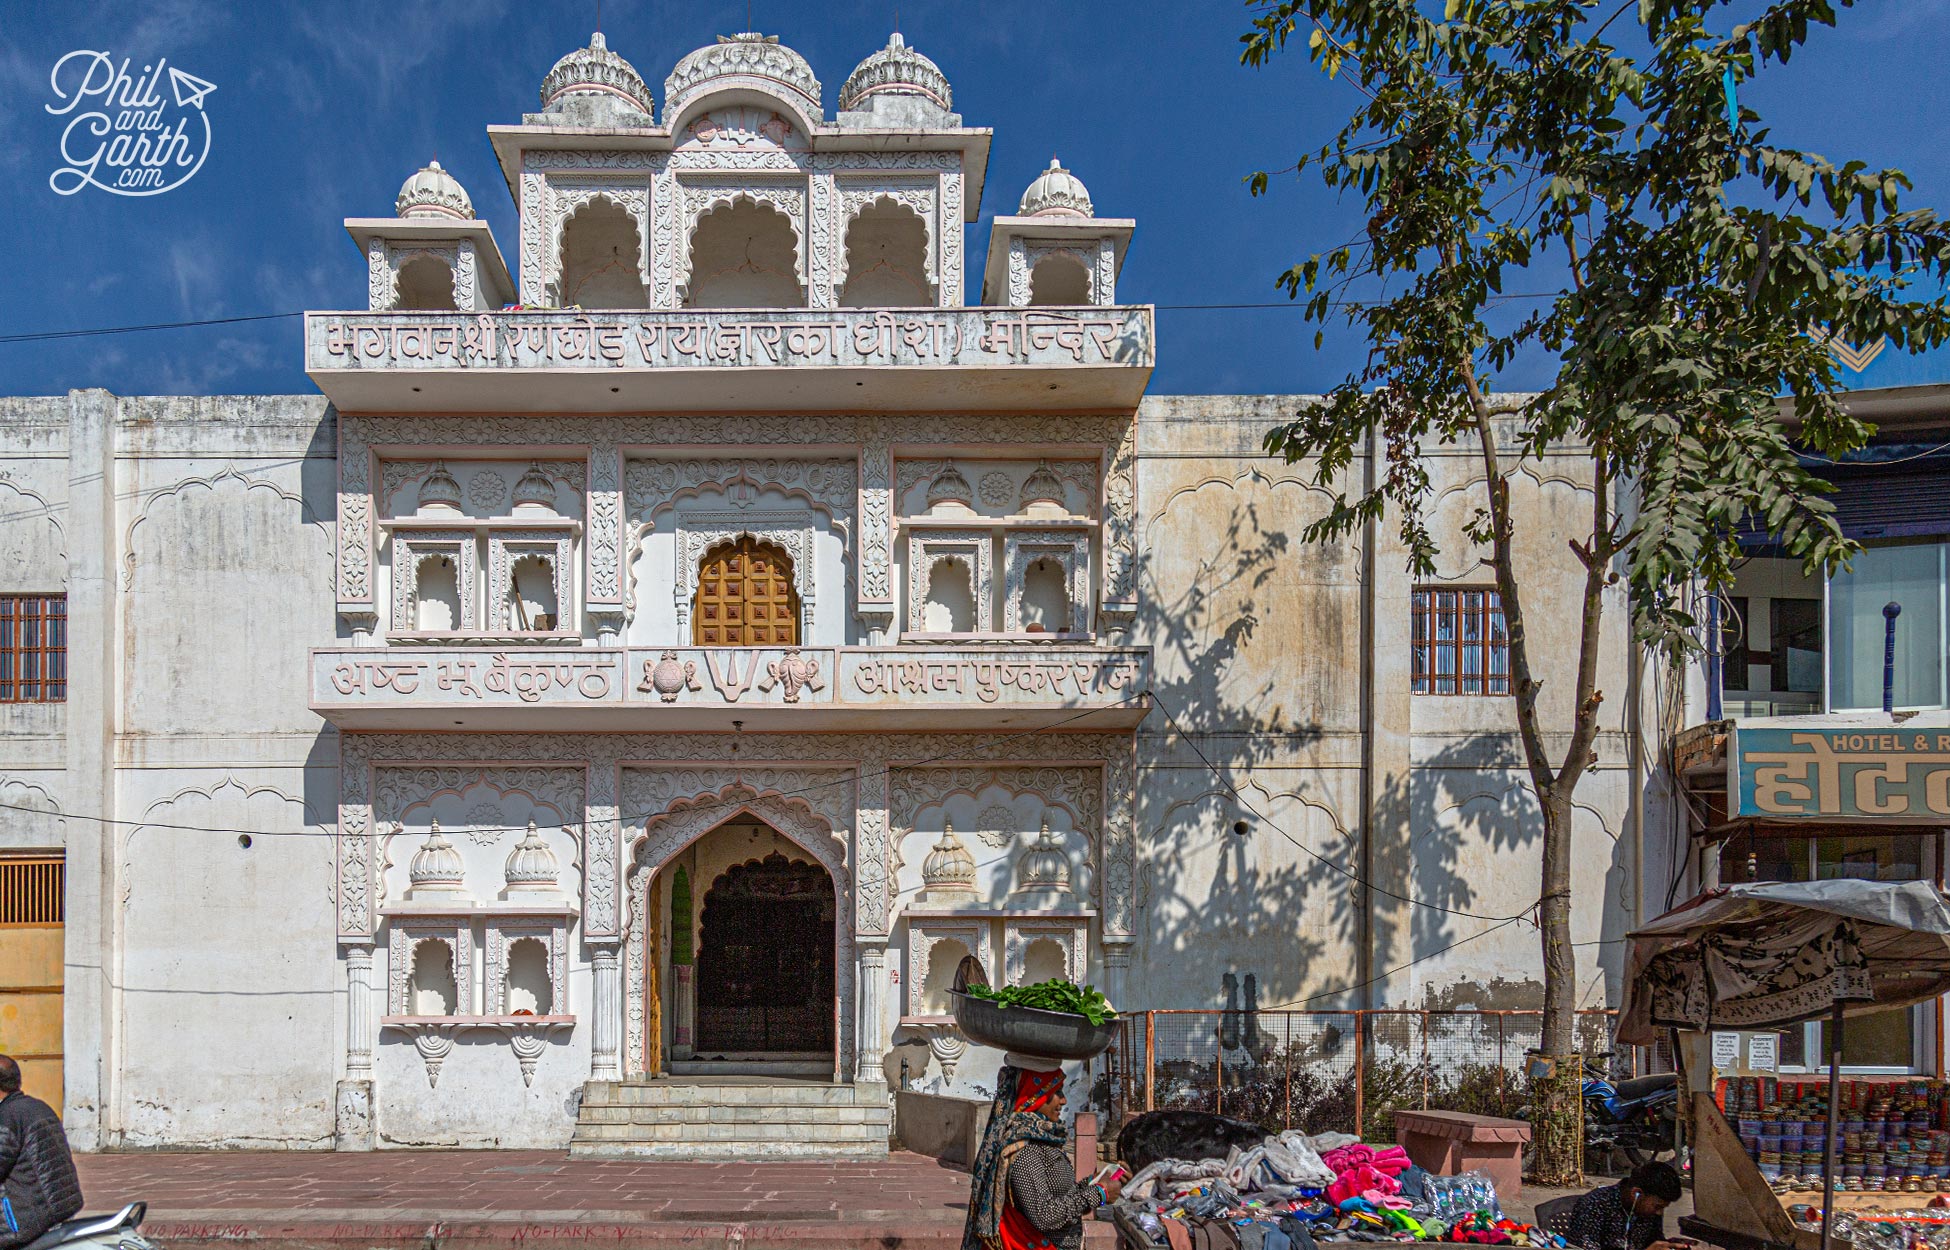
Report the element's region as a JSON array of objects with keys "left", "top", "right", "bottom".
[
  {"left": 74, "top": 1149, "right": 1684, "bottom": 1250},
  {"left": 77, "top": 1149, "right": 1111, "bottom": 1249}
]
